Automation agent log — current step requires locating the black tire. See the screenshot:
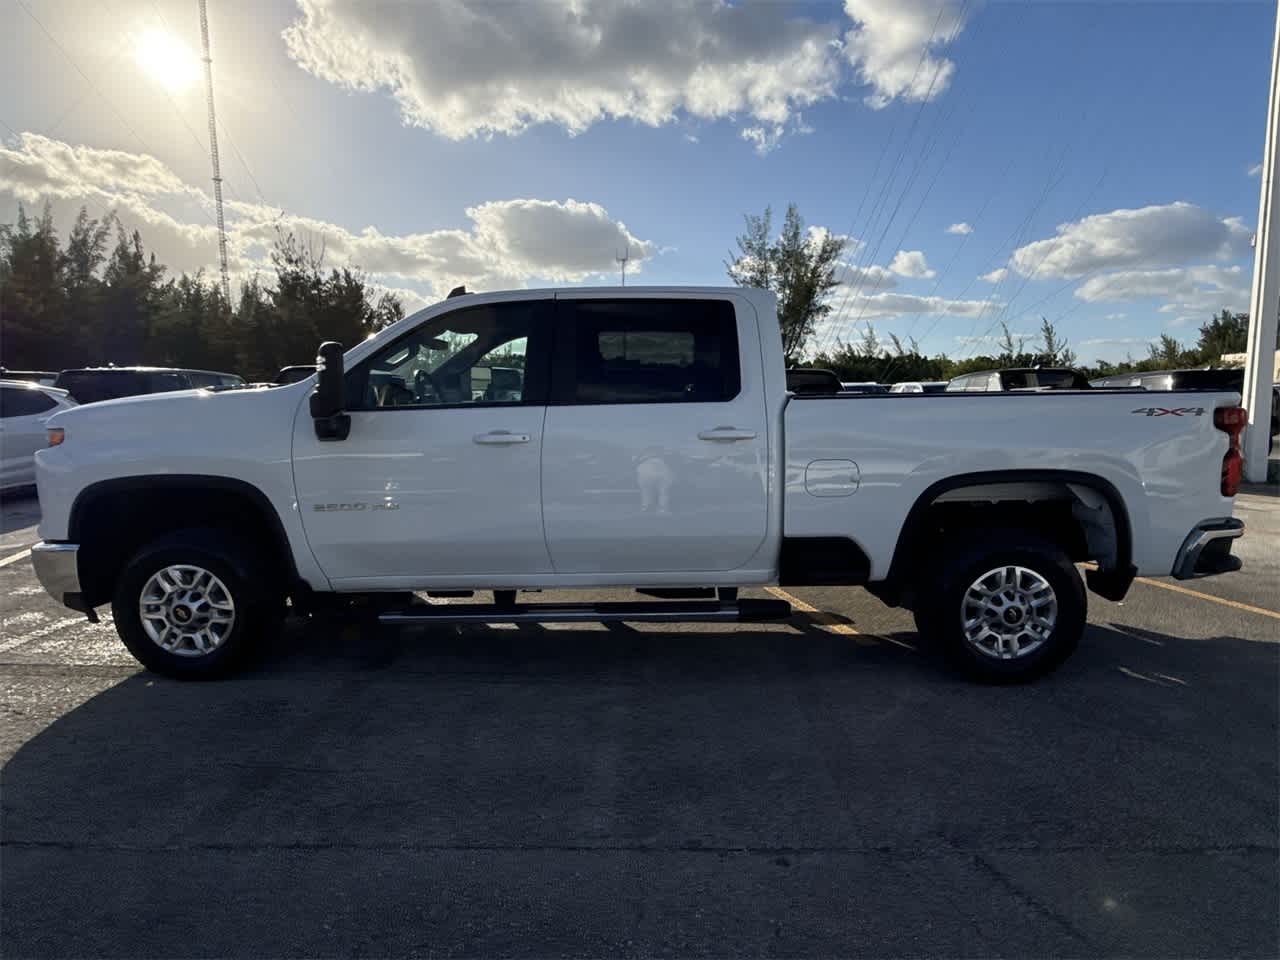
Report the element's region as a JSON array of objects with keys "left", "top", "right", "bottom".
[
  {"left": 912, "top": 531, "right": 1085, "bottom": 683},
  {"left": 111, "top": 528, "right": 282, "bottom": 679}
]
